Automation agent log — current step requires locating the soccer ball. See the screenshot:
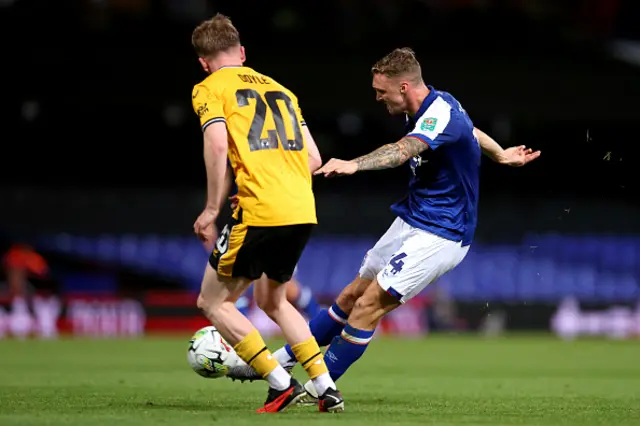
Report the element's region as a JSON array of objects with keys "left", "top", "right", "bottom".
[{"left": 187, "top": 326, "right": 239, "bottom": 378}]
